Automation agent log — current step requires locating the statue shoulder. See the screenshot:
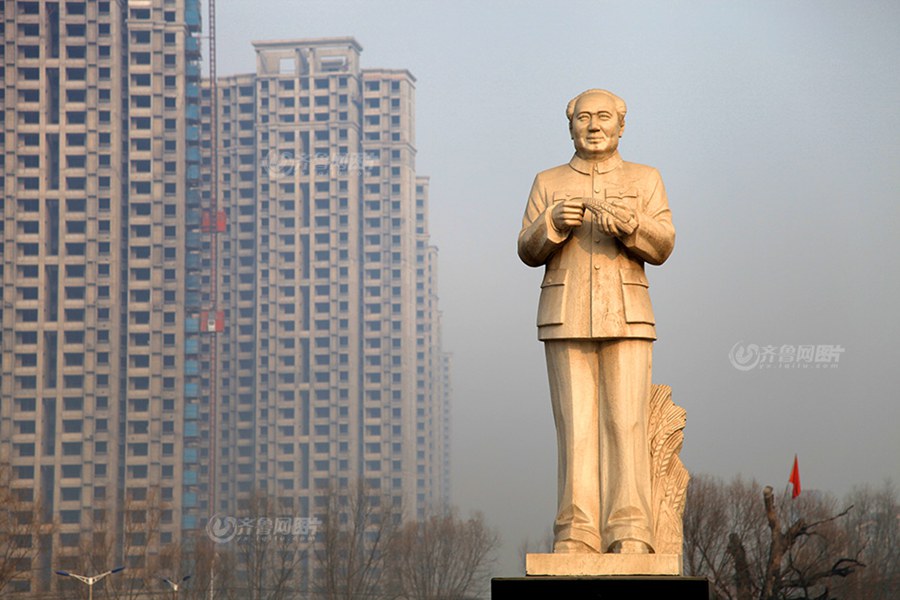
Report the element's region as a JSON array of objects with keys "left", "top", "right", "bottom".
[
  {"left": 620, "top": 160, "right": 663, "bottom": 182},
  {"left": 534, "top": 162, "right": 580, "bottom": 186},
  {"left": 537, "top": 163, "right": 572, "bottom": 179}
]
